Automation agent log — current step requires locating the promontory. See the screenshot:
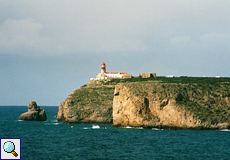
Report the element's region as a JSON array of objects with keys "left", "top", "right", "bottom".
[{"left": 57, "top": 77, "right": 230, "bottom": 129}]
